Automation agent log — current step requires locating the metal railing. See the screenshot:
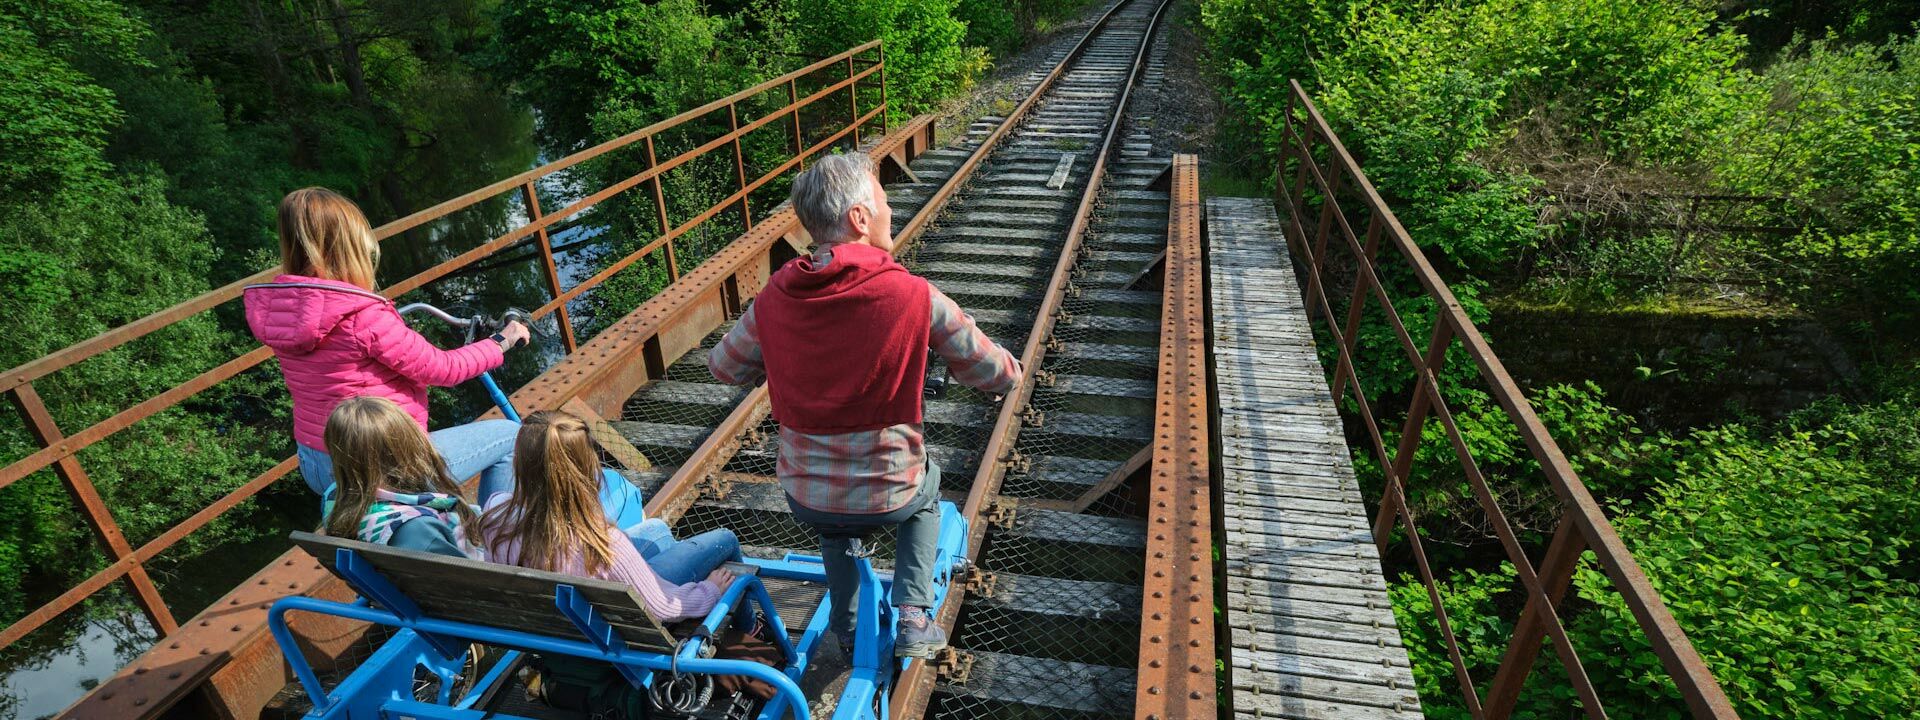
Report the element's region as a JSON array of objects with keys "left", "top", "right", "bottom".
[
  {"left": 1271, "top": 79, "right": 1737, "bottom": 718},
  {"left": 0, "top": 41, "right": 888, "bottom": 653}
]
